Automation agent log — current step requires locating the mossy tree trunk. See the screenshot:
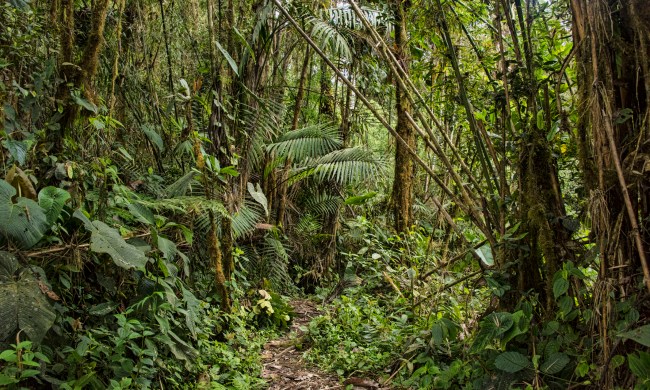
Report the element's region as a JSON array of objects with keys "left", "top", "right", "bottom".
[
  {"left": 391, "top": 0, "right": 415, "bottom": 234},
  {"left": 54, "top": 0, "right": 111, "bottom": 153}
]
